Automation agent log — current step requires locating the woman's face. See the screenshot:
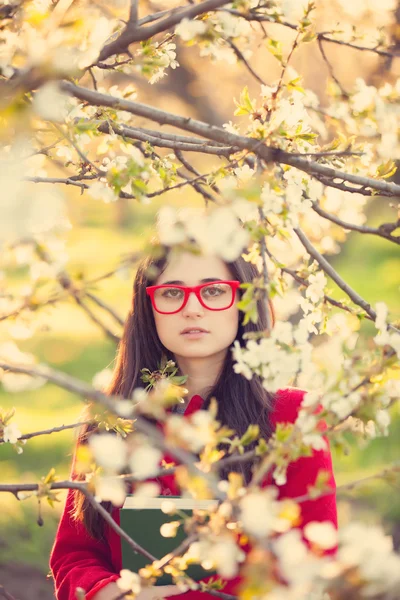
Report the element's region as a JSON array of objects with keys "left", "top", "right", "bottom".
[{"left": 151, "top": 252, "right": 240, "bottom": 360}]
